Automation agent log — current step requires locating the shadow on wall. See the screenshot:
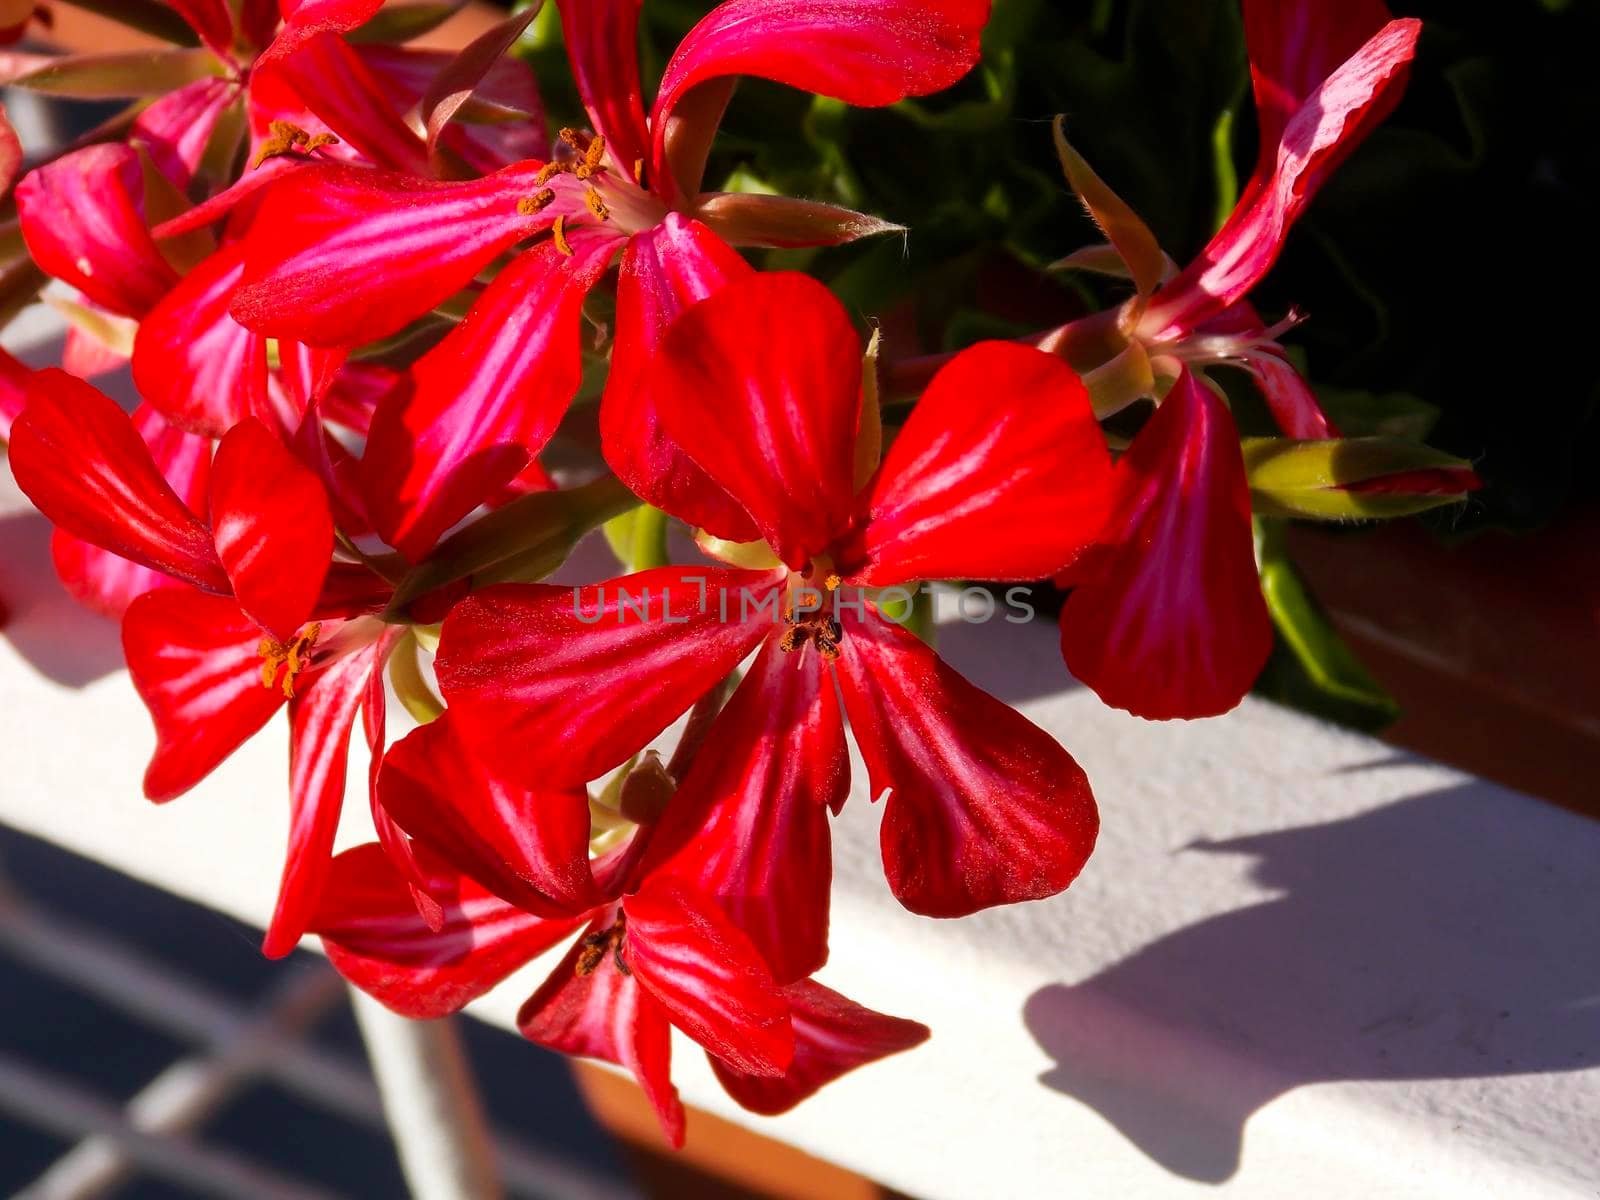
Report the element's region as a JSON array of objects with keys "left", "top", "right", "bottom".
[
  {"left": 1024, "top": 782, "right": 1600, "bottom": 1183},
  {"left": 0, "top": 508, "right": 125, "bottom": 688}
]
